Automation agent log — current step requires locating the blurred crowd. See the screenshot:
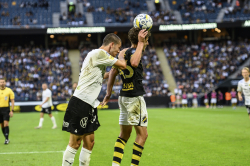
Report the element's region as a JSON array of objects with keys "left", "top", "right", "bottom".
[
  {"left": 164, "top": 40, "right": 250, "bottom": 94},
  {"left": 0, "top": 46, "right": 72, "bottom": 101}
]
